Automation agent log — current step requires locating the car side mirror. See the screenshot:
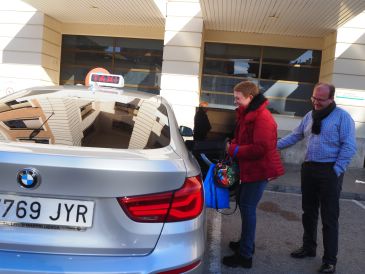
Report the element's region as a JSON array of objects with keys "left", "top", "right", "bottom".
[{"left": 179, "top": 126, "right": 193, "bottom": 137}]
